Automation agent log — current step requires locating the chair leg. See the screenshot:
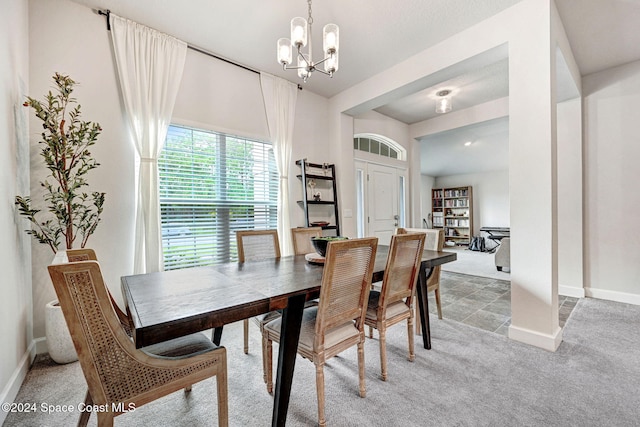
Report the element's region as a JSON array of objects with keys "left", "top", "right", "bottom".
[
  {"left": 243, "top": 318, "right": 249, "bottom": 354},
  {"left": 217, "top": 351, "right": 229, "bottom": 427},
  {"left": 357, "top": 339, "right": 366, "bottom": 398},
  {"left": 378, "top": 325, "right": 387, "bottom": 381},
  {"left": 96, "top": 412, "right": 115, "bottom": 427},
  {"left": 315, "top": 362, "right": 327, "bottom": 427},
  {"left": 262, "top": 331, "right": 268, "bottom": 383},
  {"left": 415, "top": 304, "right": 422, "bottom": 336},
  {"left": 77, "top": 390, "right": 92, "bottom": 427},
  {"left": 407, "top": 316, "right": 415, "bottom": 362},
  {"left": 266, "top": 337, "right": 273, "bottom": 394},
  {"left": 435, "top": 288, "right": 443, "bottom": 320},
  {"left": 368, "top": 325, "right": 373, "bottom": 338}
]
